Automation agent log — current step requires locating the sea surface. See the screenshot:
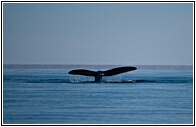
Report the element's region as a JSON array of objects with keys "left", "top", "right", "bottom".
[{"left": 3, "top": 65, "right": 194, "bottom": 125}]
